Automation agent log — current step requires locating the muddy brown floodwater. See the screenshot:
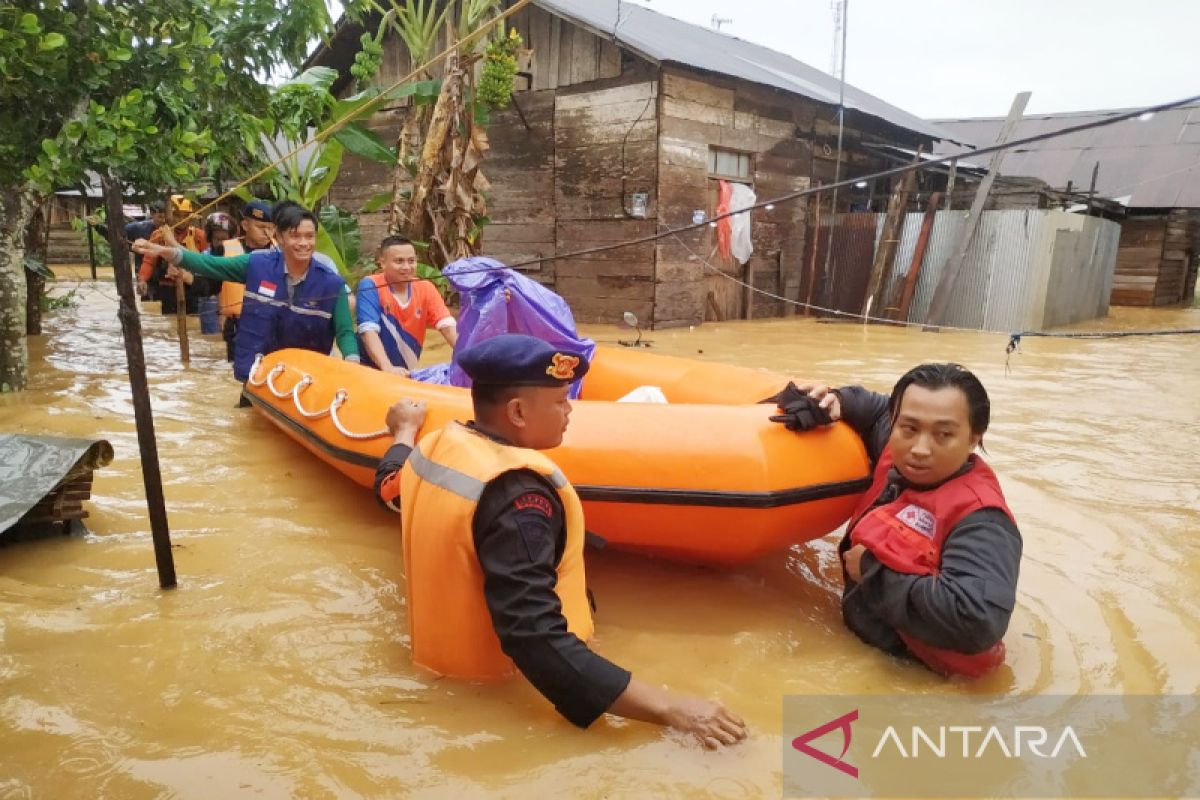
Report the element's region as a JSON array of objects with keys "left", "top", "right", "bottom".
[{"left": 1, "top": 269, "right": 1197, "bottom": 797}]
